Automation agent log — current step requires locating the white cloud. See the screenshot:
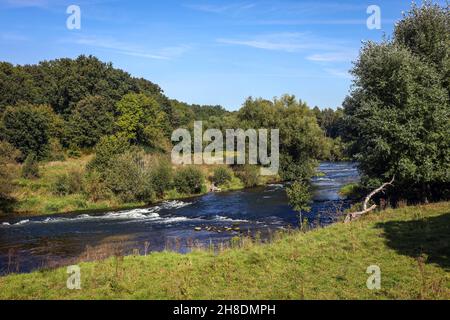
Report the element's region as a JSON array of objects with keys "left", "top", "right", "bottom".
[
  {"left": 71, "top": 35, "right": 190, "bottom": 60},
  {"left": 307, "top": 51, "right": 357, "bottom": 62},
  {"left": 324, "top": 68, "right": 352, "bottom": 79},
  {"left": 217, "top": 32, "right": 335, "bottom": 52}
]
